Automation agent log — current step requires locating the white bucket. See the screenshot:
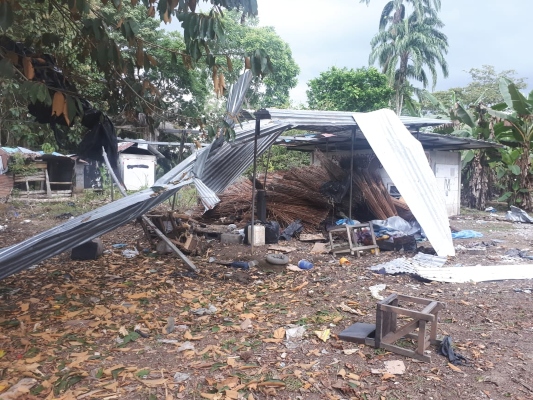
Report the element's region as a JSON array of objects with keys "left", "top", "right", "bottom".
[{"left": 247, "top": 225, "right": 265, "bottom": 246}]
